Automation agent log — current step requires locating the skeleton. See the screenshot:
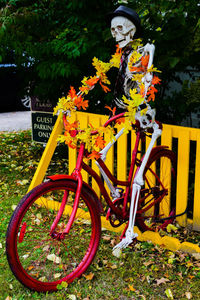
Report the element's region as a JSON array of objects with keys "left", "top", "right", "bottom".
[
  {"left": 96, "top": 15, "right": 162, "bottom": 250},
  {"left": 111, "top": 16, "right": 155, "bottom": 110}
]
